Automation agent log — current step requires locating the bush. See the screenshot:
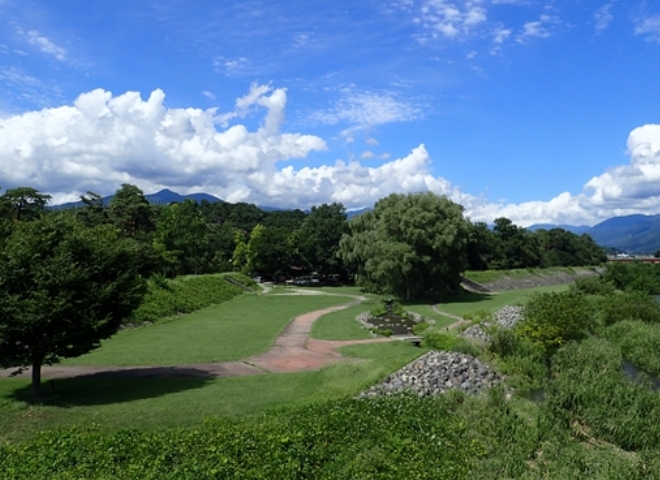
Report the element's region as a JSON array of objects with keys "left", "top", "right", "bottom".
[
  {"left": 596, "top": 292, "right": 660, "bottom": 326},
  {"left": 570, "top": 276, "right": 615, "bottom": 296},
  {"left": 412, "top": 321, "right": 430, "bottom": 335},
  {"left": 421, "top": 332, "right": 483, "bottom": 356},
  {"left": 603, "top": 320, "right": 660, "bottom": 375},
  {"left": 0, "top": 396, "right": 479, "bottom": 479},
  {"left": 128, "top": 274, "right": 250, "bottom": 325},
  {"left": 517, "top": 291, "right": 595, "bottom": 355}
]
